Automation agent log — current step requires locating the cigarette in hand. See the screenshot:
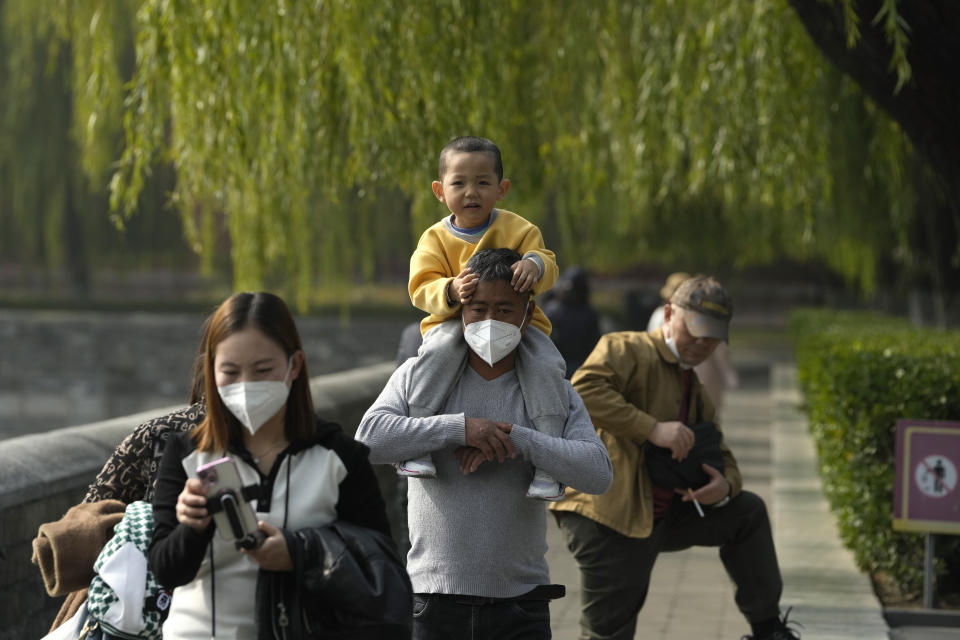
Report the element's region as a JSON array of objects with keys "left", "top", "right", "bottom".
[{"left": 687, "top": 488, "right": 705, "bottom": 518}]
